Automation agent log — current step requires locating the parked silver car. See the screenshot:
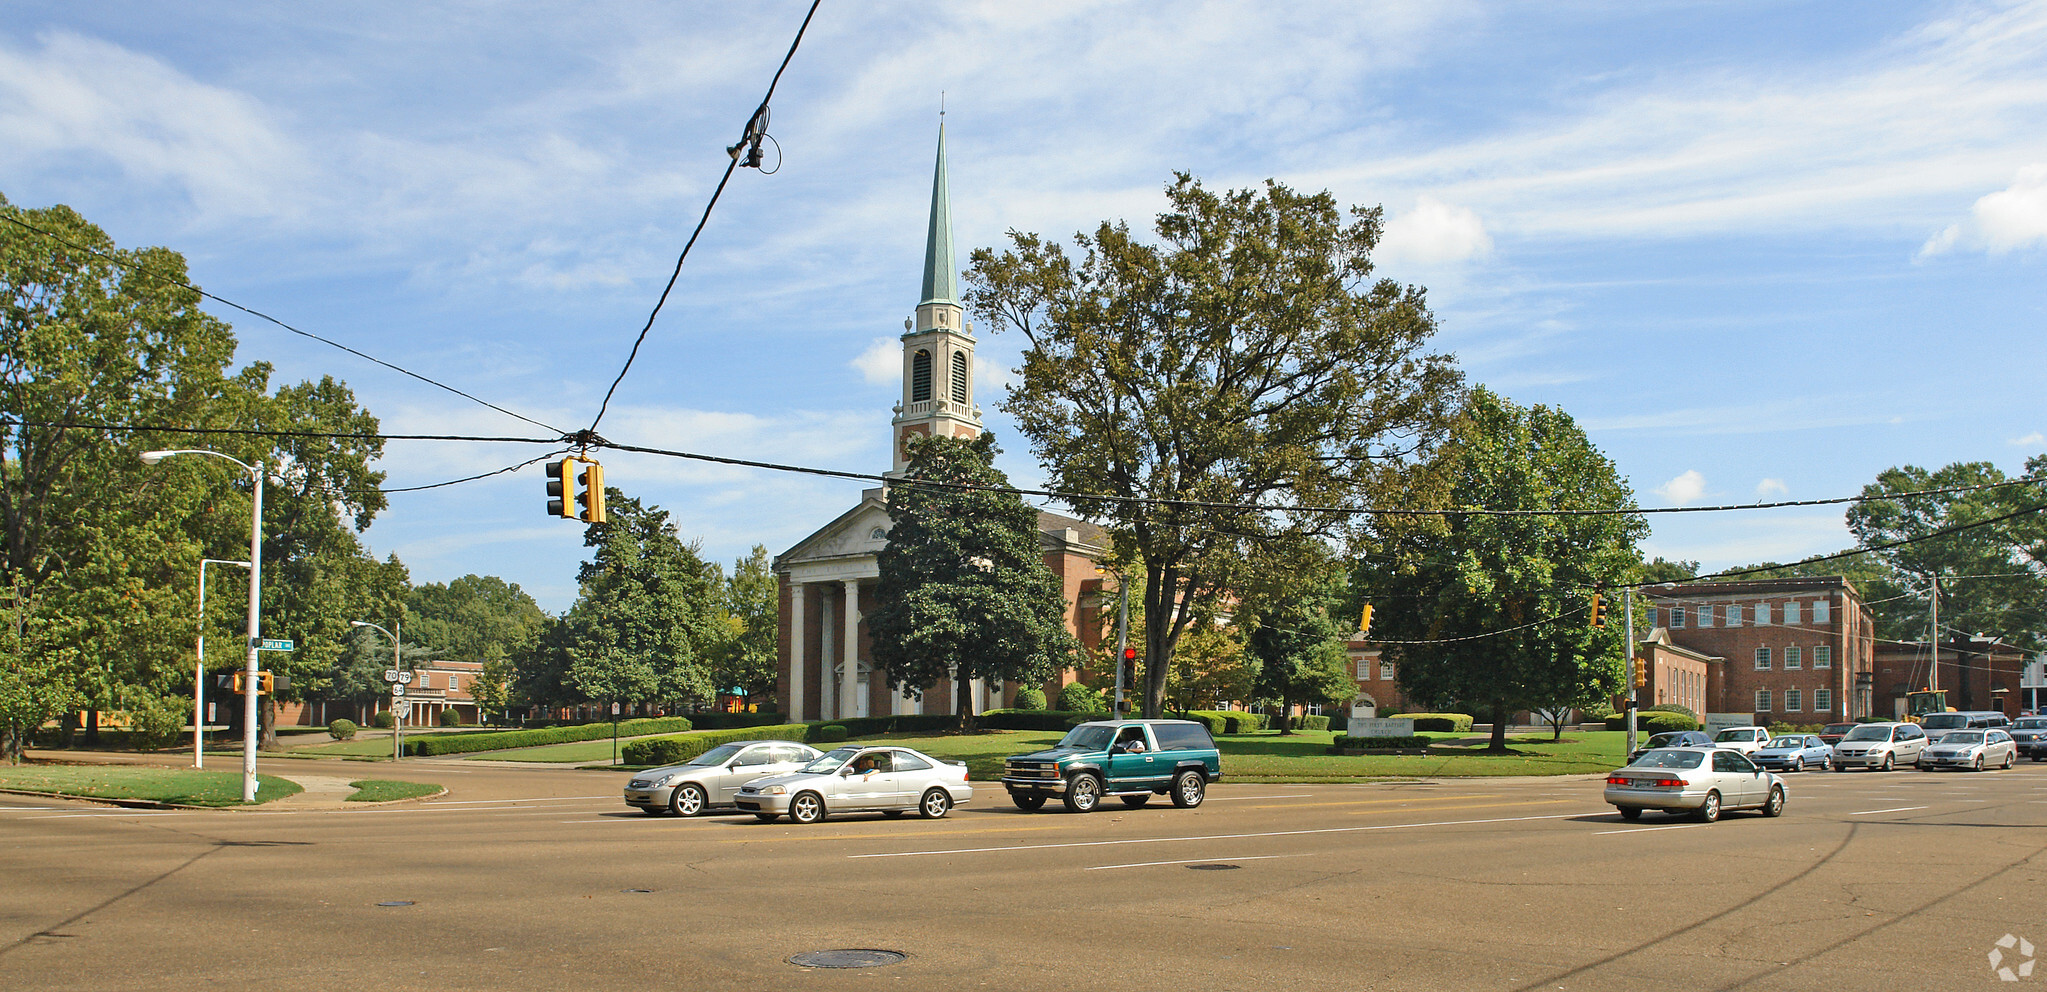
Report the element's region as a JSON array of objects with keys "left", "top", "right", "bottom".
[
  {"left": 735, "top": 745, "right": 972, "bottom": 823},
  {"left": 1753, "top": 735, "right": 1833, "bottom": 772},
  {"left": 1917, "top": 729, "right": 2017, "bottom": 771},
  {"left": 1832, "top": 721, "right": 1929, "bottom": 771},
  {"left": 1604, "top": 747, "right": 1787, "bottom": 822},
  {"left": 623, "top": 740, "right": 823, "bottom": 816}
]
